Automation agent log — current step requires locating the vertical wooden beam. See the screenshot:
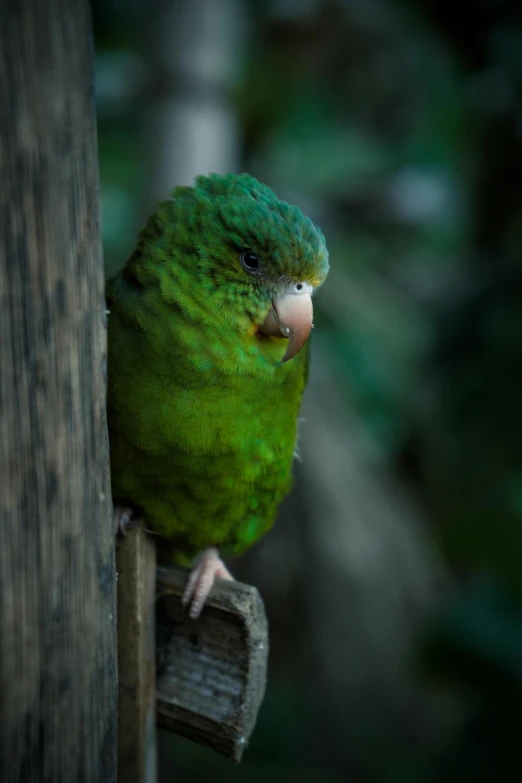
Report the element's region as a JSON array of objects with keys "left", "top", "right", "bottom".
[
  {"left": 116, "top": 524, "right": 268, "bottom": 771},
  {"left": 0, "top": 1, "right": 117, "bottom": 781},
  {"left": 117, "top": 526, "right": 157, "bottom": 783}
]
